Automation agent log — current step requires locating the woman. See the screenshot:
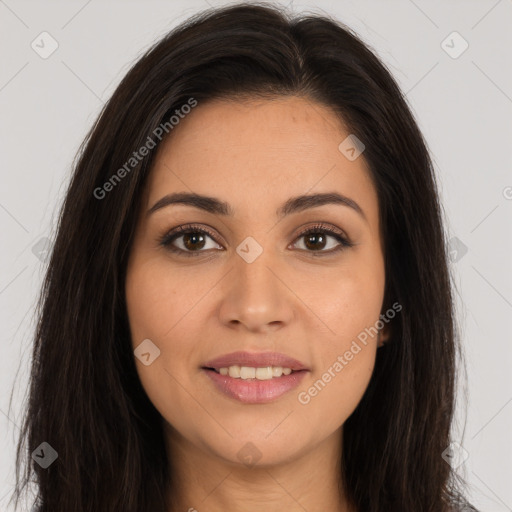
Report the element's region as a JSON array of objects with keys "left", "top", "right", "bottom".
[{"left": 12, "top": 2, "right": 478, "bottom": 511}]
